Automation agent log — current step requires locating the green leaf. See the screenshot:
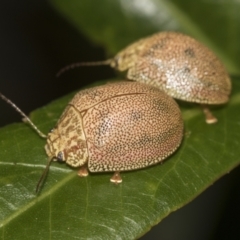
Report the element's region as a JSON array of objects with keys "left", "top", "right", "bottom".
[
  {"left": 0, "top": 77, "right": 240, "bottom": 239},
  {"left": 50, "top": 0, "right": 240, "bottom": 74}
]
